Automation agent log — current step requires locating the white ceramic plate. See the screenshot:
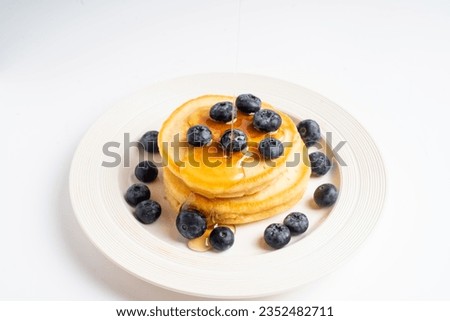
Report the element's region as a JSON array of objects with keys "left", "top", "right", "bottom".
[{"left": 69, "top": 73, "right": 385, "bottom": 298}]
